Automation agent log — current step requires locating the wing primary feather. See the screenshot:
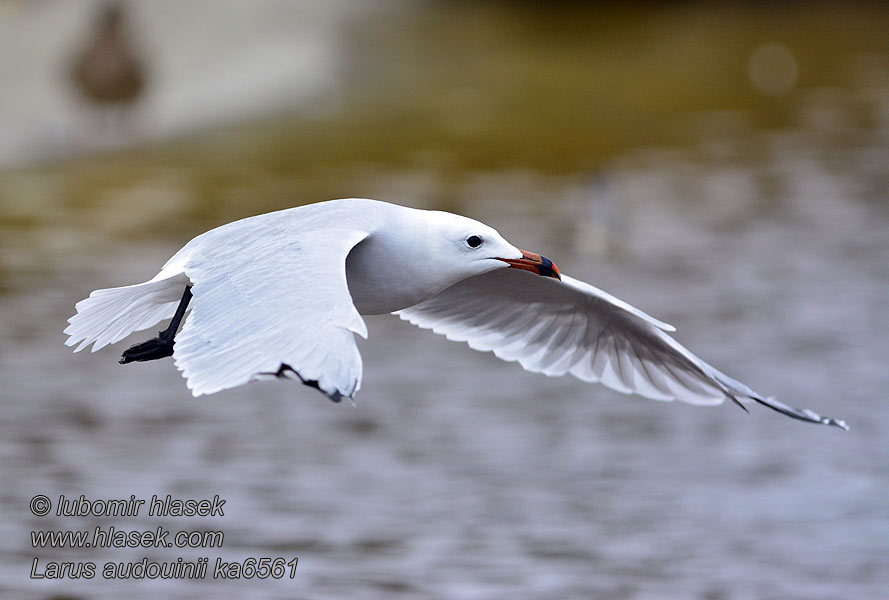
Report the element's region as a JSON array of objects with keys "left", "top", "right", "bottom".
[
  {"left": 748, "top": 393, "right": 846, "bottom": 429},
  {"left": 272, "top": 363, "right": 343, "bottom": 403}
]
